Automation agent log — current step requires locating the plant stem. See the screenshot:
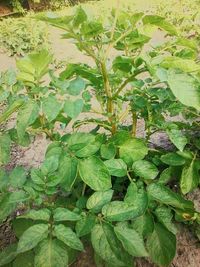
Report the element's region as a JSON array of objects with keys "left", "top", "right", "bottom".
[
  {"left": 131, "top": 111, "right": 137, "bottom": 137},
  {"left": 82, "top": 183, "right": 86, "bottom": 196}
]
